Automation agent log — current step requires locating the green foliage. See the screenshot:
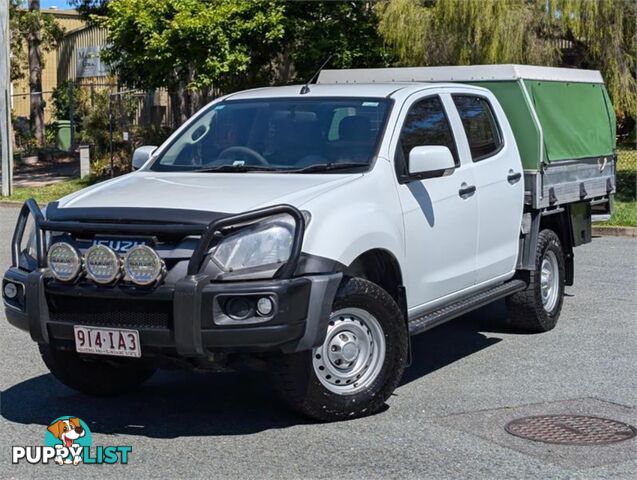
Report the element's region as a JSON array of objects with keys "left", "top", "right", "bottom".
[
  {"left": 278, "top": 2, "right": 392, "bottom": 84},
  {"left": 378, "top": 0, "right": 560, "bottom": 67},
  {"left": 51, "top": 81, "right": 87, "bottom": 122},
  {"left": 377, "top": 0, "right": 636, "bottom": 118},
  {"left": 596, "top": 148, "right": 637, "bottom": 226},
  {"left": 100, "top": 0, "right": 285, "bottom": 93},
  {"left": 69, "top": 0, "right": 110, "bottom": 19},
  {"left": 79, "top": 90, "right": 109, "bottom": 151},
  {"left": 11, "top": 115, "right": 36, "bottom": 152},
  {"left": 615, "top": 148, "right": 636, "bottom": 204},
  {"left": 549, "top": 0, "right": 637, "bottom": 118},
  {"left": 90, "top": 147, "right": 133, "bottom": 177},
  {"left": 600, "top": 200, "right": 637, "bottom": 227},
  {"left": 77, "top": 88, "right": 136, "bottom": 154},
  {"left": 9, "top": 0, "right": 65, "bottom": 82},
  {"left": 99, "top": 0, "right": 389, "bottom": 92},
  {"left": 44, "top": 122, "right": 57, "bottom": 146}
]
